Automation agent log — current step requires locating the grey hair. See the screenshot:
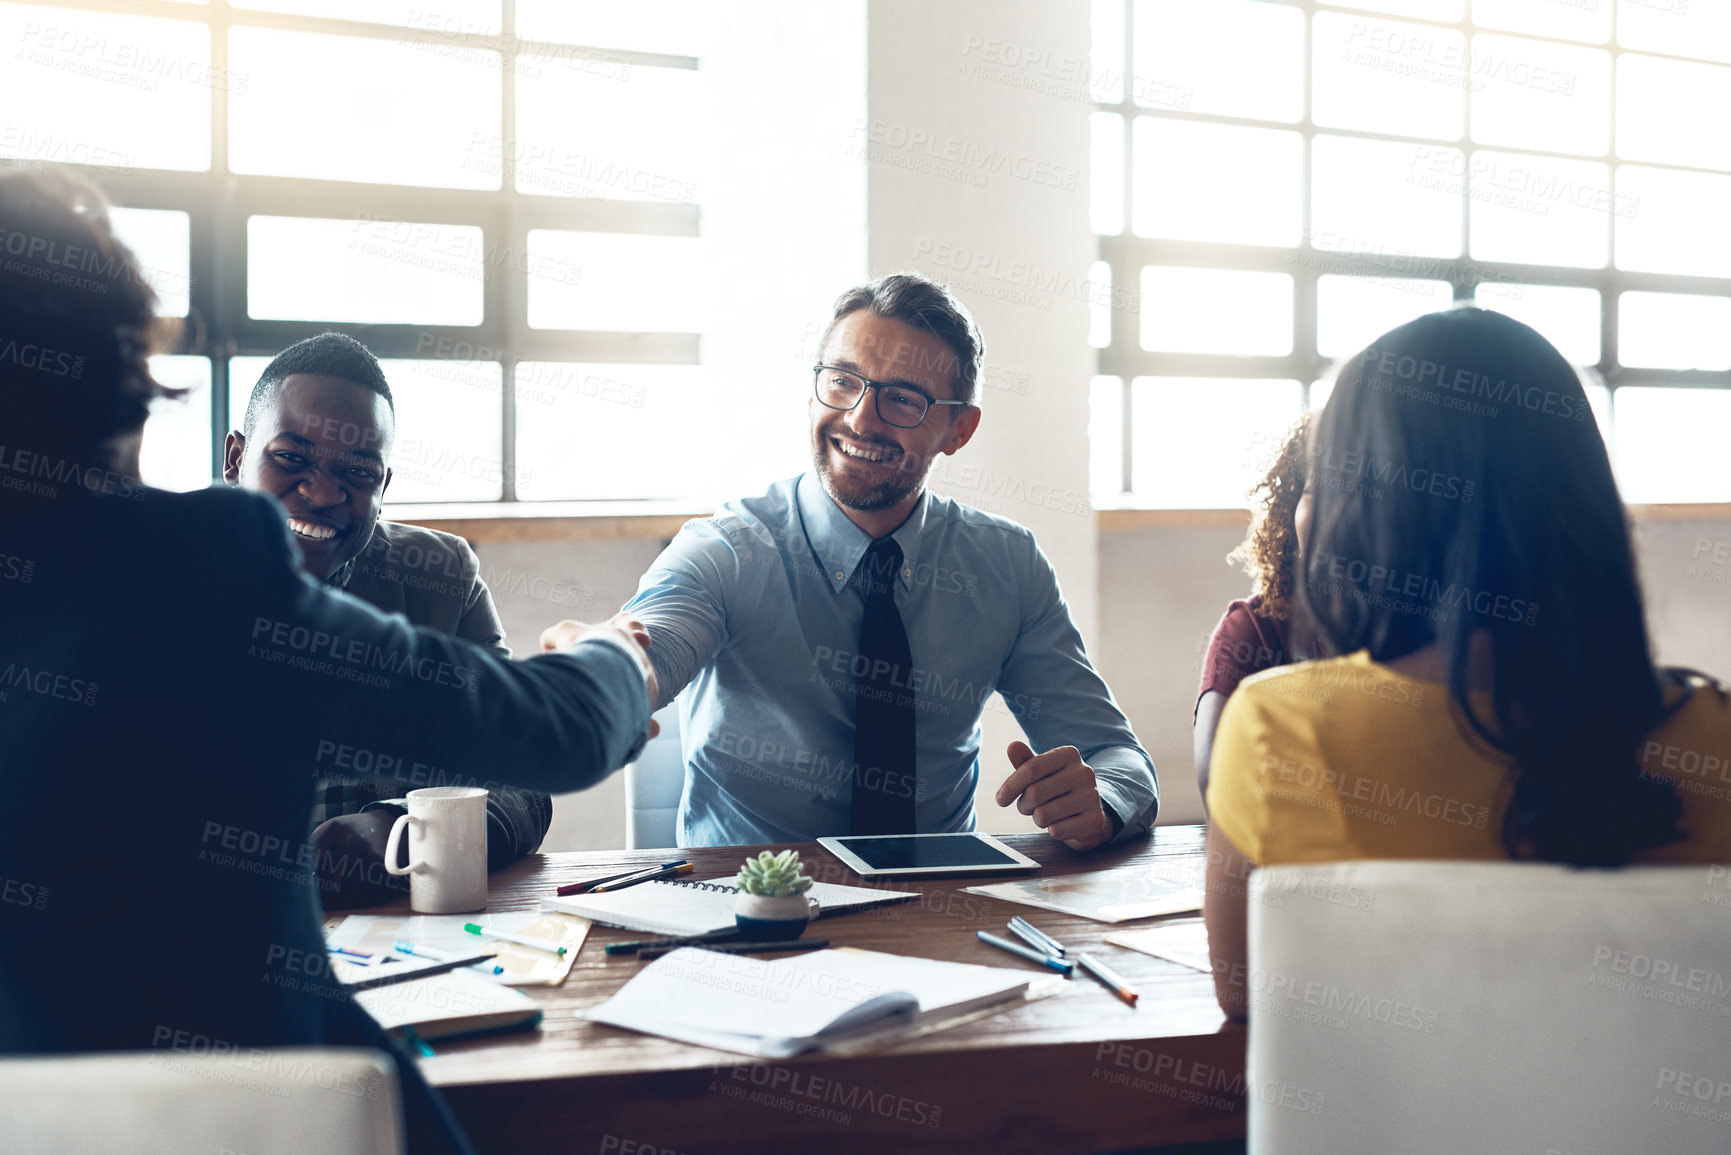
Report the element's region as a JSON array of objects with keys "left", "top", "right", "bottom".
[{"left": 821, "top": 272, "right": 985, "bottom": 407}]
